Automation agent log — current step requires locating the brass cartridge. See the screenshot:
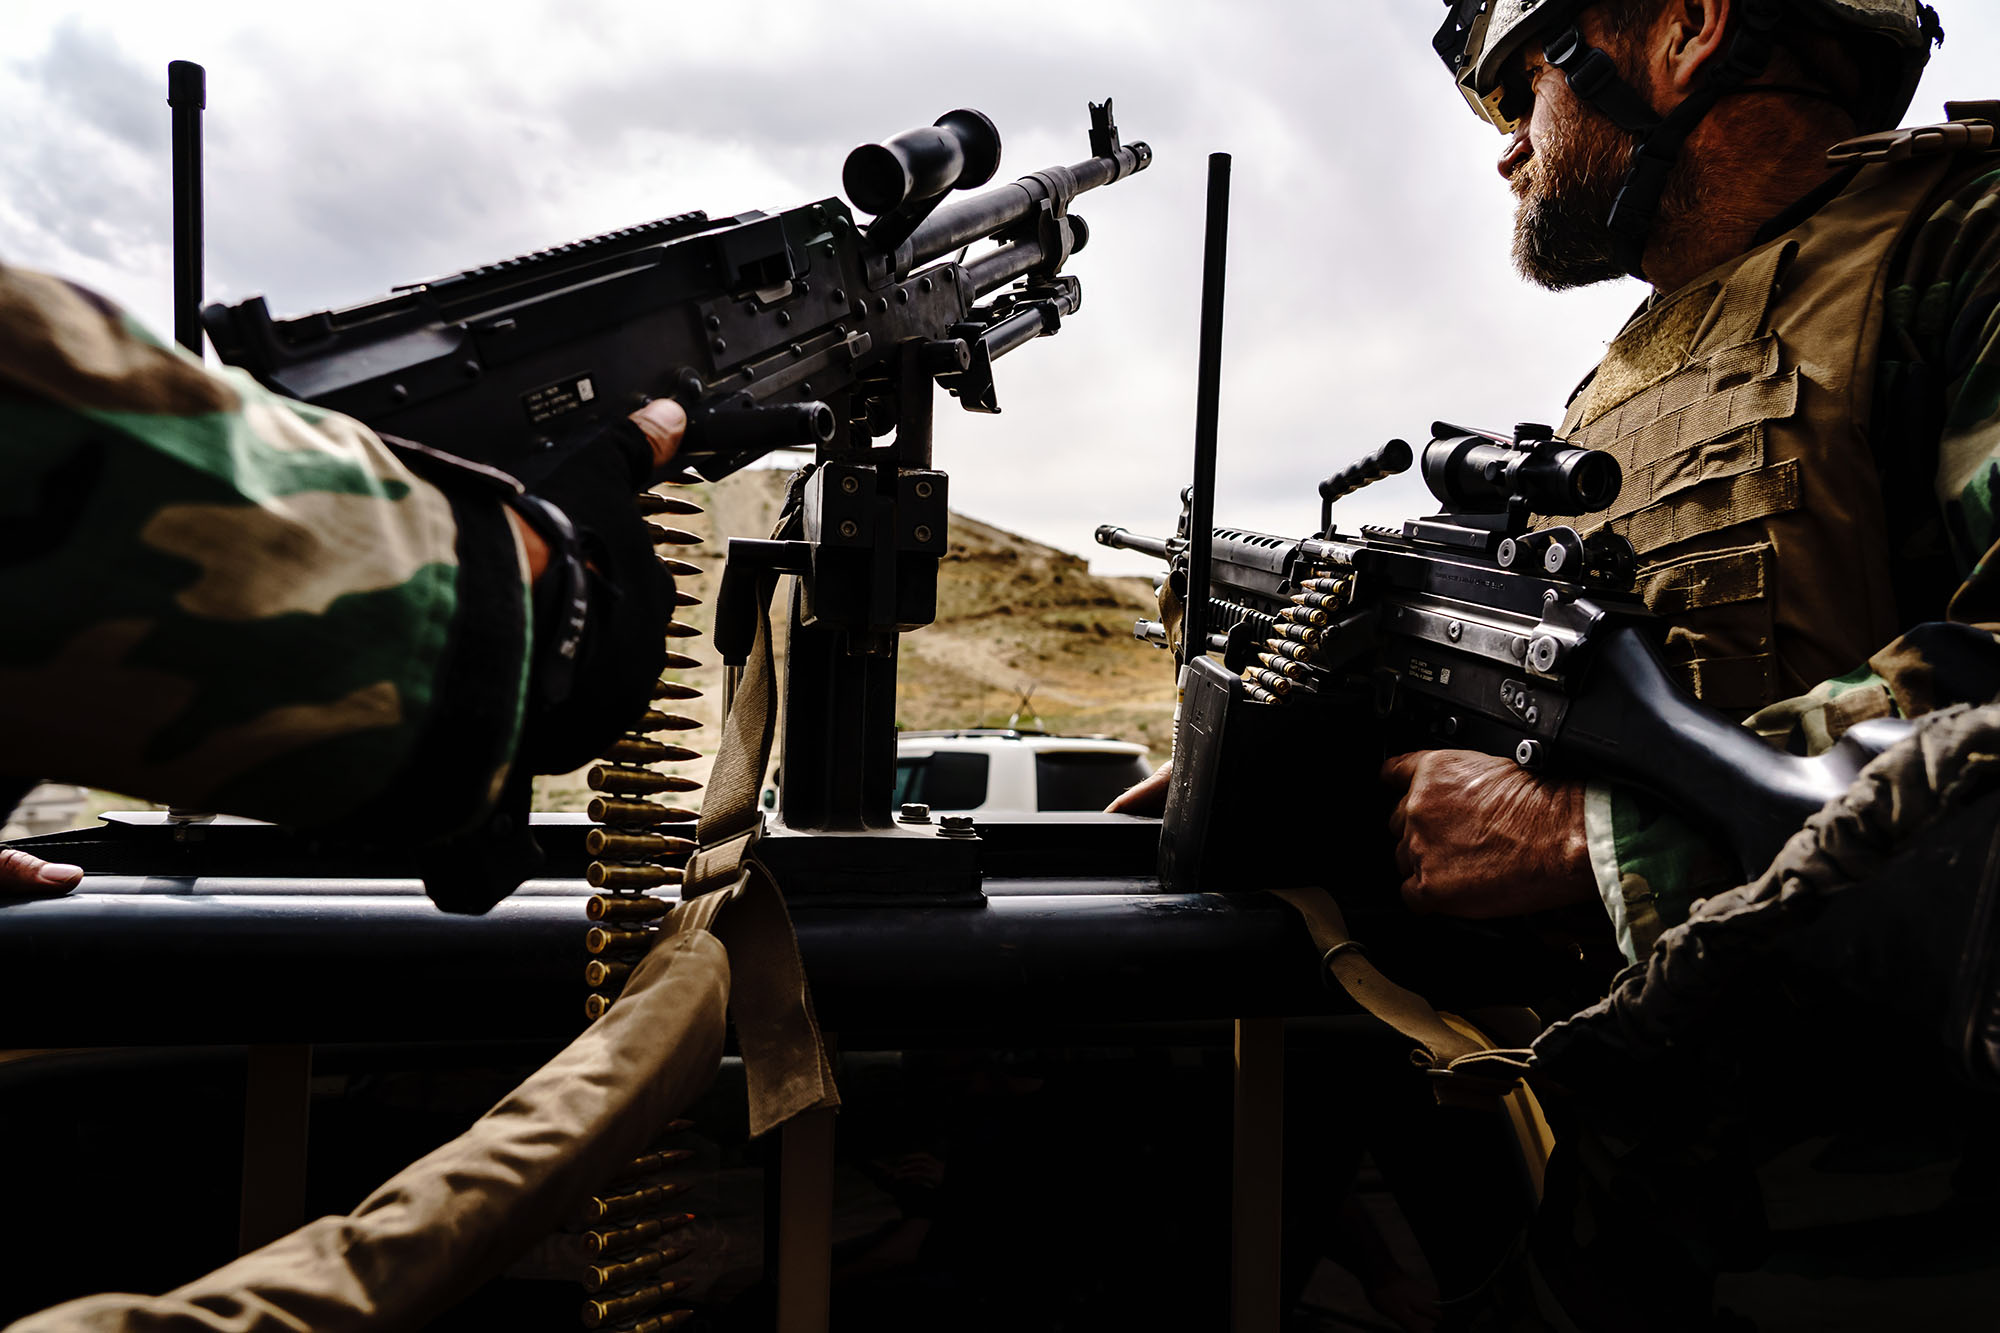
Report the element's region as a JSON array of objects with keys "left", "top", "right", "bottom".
[
  {"left": 583, "top": 1245, "right": 691, "bottom": 1293},
  {"left": 587, "top": 797, "right": 698, "bottom": 827},
  {"left": 586, "top": 1181, "right": 687, "bottom": 1224},
  {"left": 603, "top": 739, "right": 701, "bottom": 766},
  {"left": 588, "top": 766, "right": 702, "bottom": 796},
  {"left": 585, "top": 924, "right": 655, "bottom": 955},
  {"left": 586, "top": 889, "right": 675, "bottom": 919},
  {"left": 583, "top": 1212, "right": 696, "bottom": 1257},
  {"left": 634, "top": 712, "right": 702, "bottom": 733},
  {"left": 585, "top": 829, "right": 697, "bottom": 860},
  {"left": 582, "top": 1279, "right": 688, "bottom": 1328}
]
